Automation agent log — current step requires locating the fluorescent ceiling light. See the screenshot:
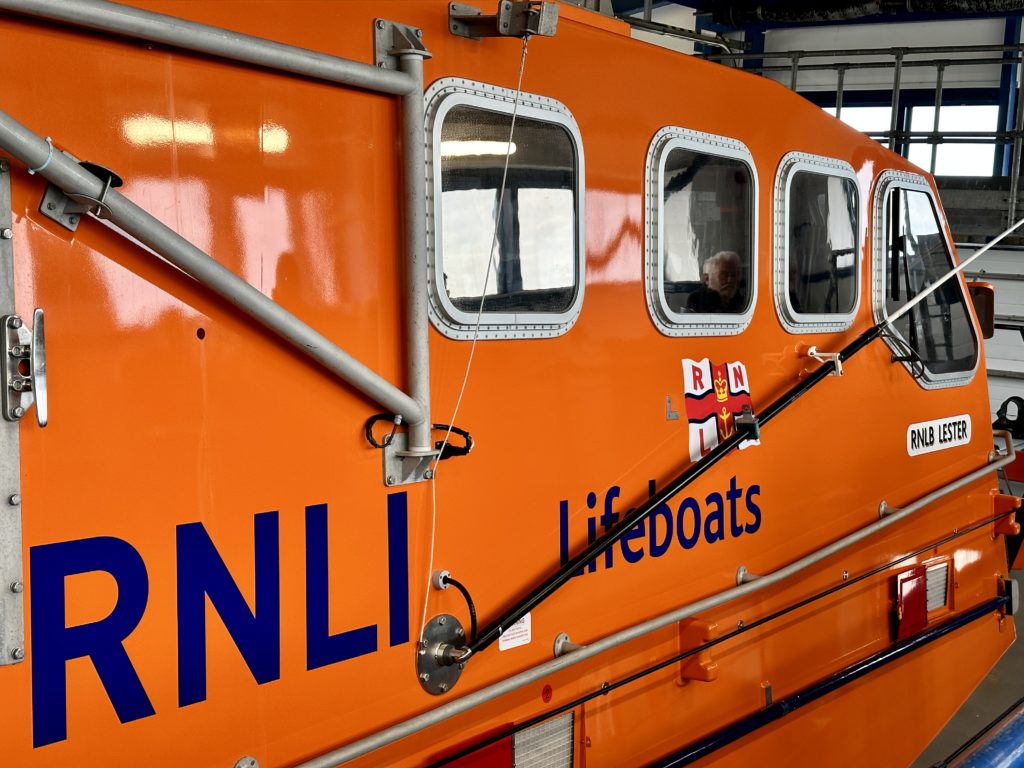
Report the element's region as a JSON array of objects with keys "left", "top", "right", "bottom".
[{"left": 441, "top": 140, "right": 517, "bottom": 157}]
